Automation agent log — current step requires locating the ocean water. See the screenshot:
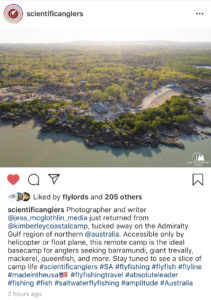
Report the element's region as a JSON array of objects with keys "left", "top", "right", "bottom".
[{"left": 0, "top": 94, "right": 210, "bottom": 167}]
